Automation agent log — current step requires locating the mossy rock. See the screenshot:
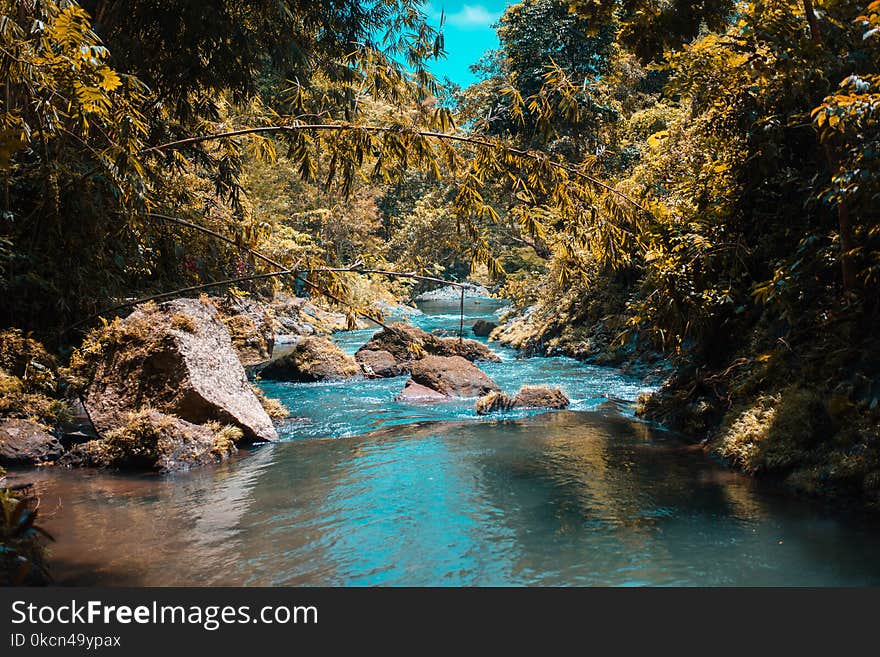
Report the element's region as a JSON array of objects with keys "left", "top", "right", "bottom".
[
  {"left": 62, "top": 410, "right": 239, "bottom": 473},
  {"left": 258, "top": 337, "right": 360, "bottom": 382},
  {"left": 0, "top": 419, "right": 64, "bottom": 466},
  {"left": 68, "top": 298, "right": 277, "bottom": 443},
  {"left": 355, "top": 323, "right": 500, "bottom": 378}
]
